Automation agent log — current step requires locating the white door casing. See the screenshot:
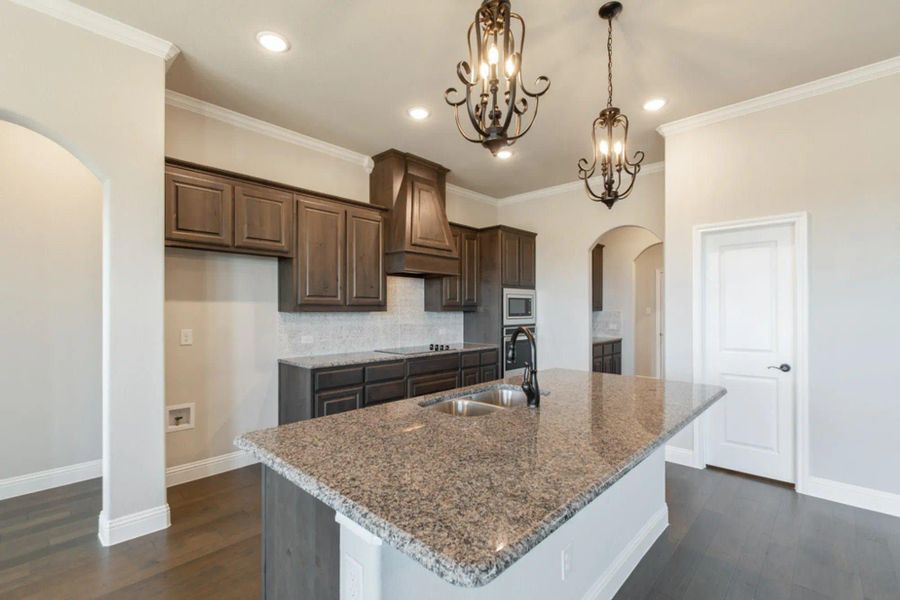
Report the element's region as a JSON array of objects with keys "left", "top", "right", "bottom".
[{"left": 700, "top": 222, "right": 797, "bottom": 483}]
